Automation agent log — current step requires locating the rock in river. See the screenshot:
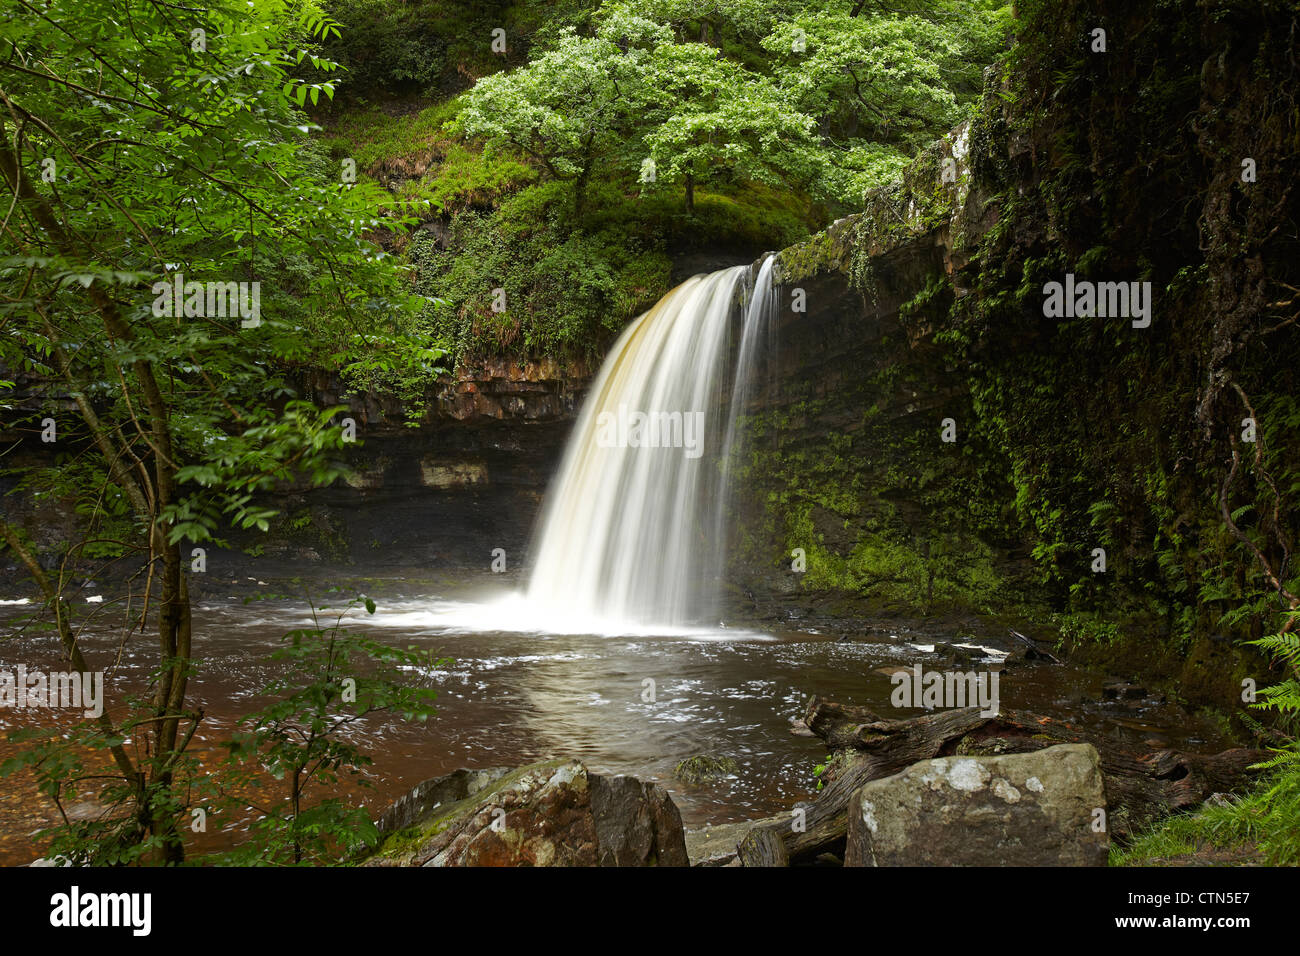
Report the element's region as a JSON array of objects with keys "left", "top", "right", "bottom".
[
  {"left": 365, "top": 758, "right": 689, "bottom": 867},
  {"left": 844, "top": 743, "right": 1108, "bottom": 866}
]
